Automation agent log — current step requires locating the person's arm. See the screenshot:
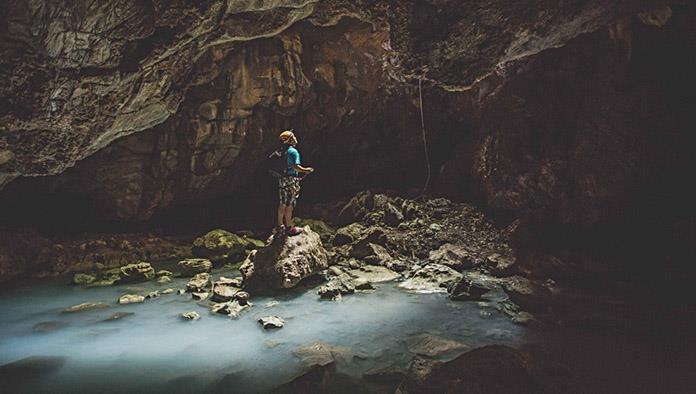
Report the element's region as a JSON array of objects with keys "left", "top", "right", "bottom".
[{"left": 292, "top": 164, "right": 314, "bottom": 174}]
